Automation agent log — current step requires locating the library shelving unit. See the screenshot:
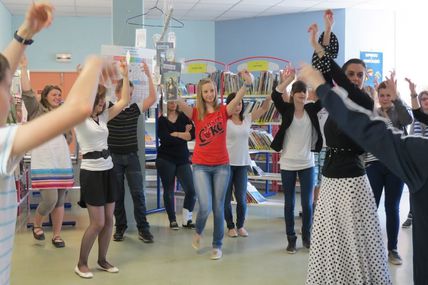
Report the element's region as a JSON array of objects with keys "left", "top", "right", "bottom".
[{"left": 226, "top": 56, "right": 290, "bottom": 197}]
